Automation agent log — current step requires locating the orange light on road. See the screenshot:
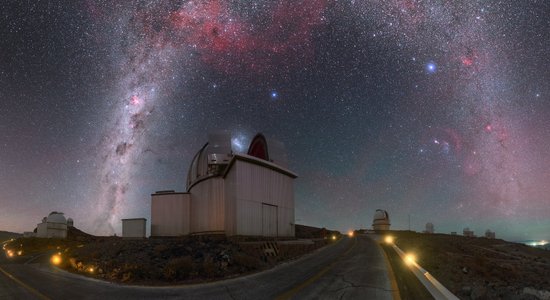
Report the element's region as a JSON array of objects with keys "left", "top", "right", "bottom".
[
  {"left": 331, "top": 235, "right": 337, "bottom": 241},
  {"left": 88, "top": 267, "right": 94, "bottom": 273},
  {"left": 51, "top": 254, "right": 62, "bottom": 265},
  {"left": 405, "top": 253, "right": 416, "bottom": 266},
  {"left": 7, "top": 250, "right": 14, "bottom": 258},
  {"left": 384, "top": 236, "right": 394, "bottom": 244},
  {"left": 17, "top": 250, "right": 23, "bottom": 256},
  {"left": 348, "top": 231, "right": 354, "bottom": 237}
]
